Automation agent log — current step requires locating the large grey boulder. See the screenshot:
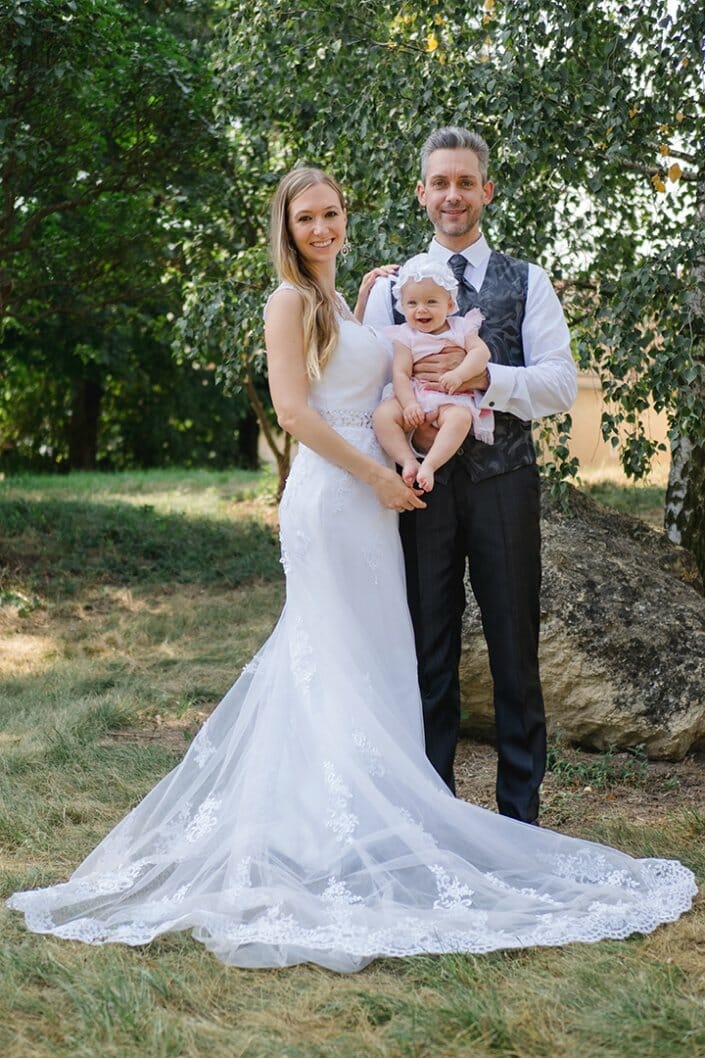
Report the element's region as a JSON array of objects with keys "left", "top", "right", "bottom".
[{"left": 458, "top": 484, "right": 705, "bottom": 760}]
